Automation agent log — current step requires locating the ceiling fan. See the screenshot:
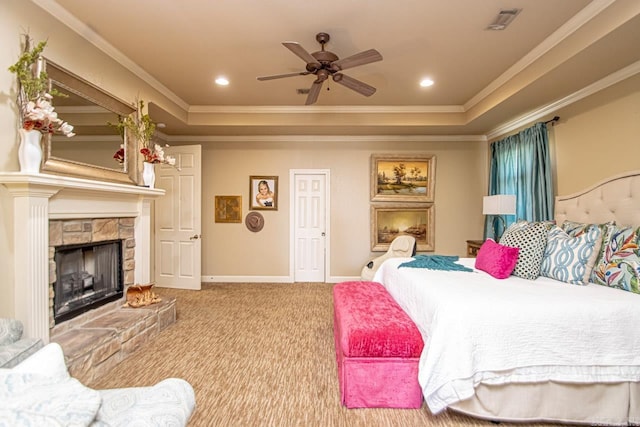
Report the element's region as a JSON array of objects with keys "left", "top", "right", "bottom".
[{"left": 257, "top": 32, "right": 383, "bottom": 105}]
